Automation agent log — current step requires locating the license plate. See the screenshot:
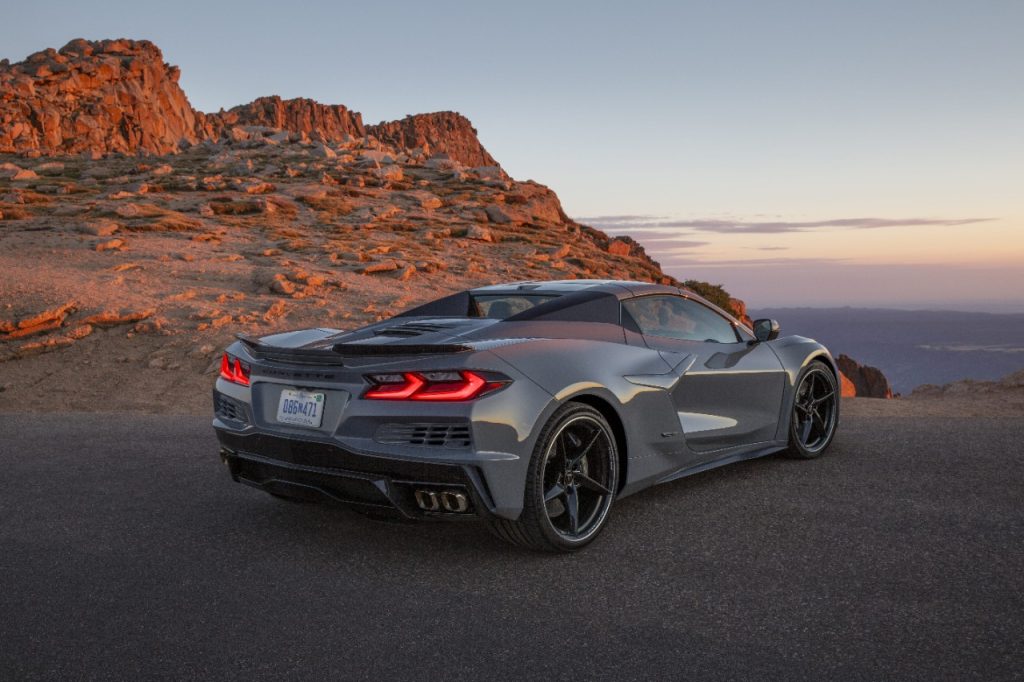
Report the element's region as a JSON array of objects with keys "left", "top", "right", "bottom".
[{"left": 276, "top": 389, "right": 325, "bottom": 428}]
